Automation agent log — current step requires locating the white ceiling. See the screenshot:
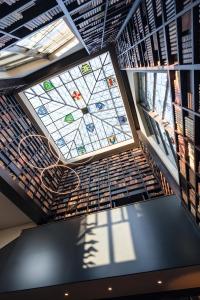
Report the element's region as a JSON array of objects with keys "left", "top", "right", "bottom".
[
  {"left": 0, "top": 192, "right": 33, "bottom": 230},
  {"left": 0, "top": 41, "right": 83, "bottom": 79}
]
